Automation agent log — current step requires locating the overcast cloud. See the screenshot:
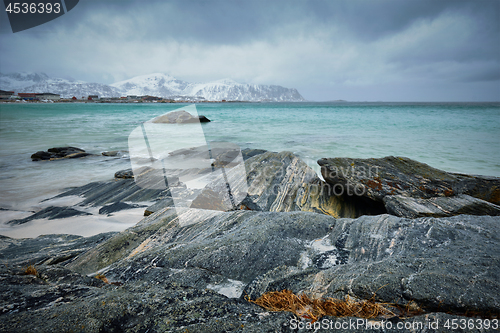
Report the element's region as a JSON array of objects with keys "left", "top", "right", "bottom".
[{"left": 0, "top": 0, "right": 498, "bottom": 101}]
